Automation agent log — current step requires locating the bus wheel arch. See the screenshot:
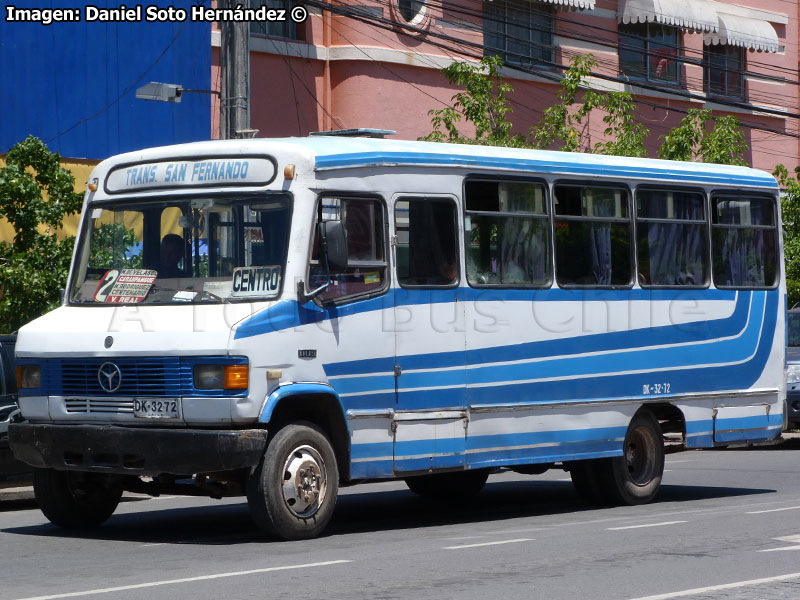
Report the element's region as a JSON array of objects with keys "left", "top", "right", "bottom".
[{"left": 260, "top": 388, "right": 350, "bottom": 484}]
